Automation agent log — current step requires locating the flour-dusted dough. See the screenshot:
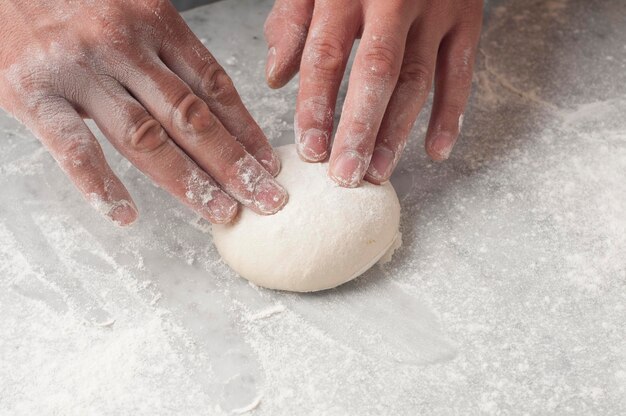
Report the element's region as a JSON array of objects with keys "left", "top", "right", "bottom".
[{"left": 212, "top": 144, "right": 401, "bottom": 292}]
